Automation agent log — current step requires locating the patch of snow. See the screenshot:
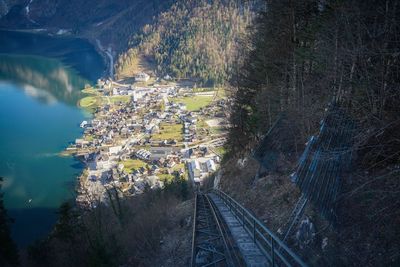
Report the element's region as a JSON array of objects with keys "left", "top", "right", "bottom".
[
  {"left": 25, "top": 0, "right": 37, "bottom": 24},
  {"left": 0, "top": 1, "right": 9, "bottom": 18},
  {"left": 96, "top": 39, "right": 114, "bottom": 78},
  {"left": 56, "top": 29, "right": 70, "bottom": 35},
  {"left": 321, "top": 237, "right": 328, "bottom": 250}
]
